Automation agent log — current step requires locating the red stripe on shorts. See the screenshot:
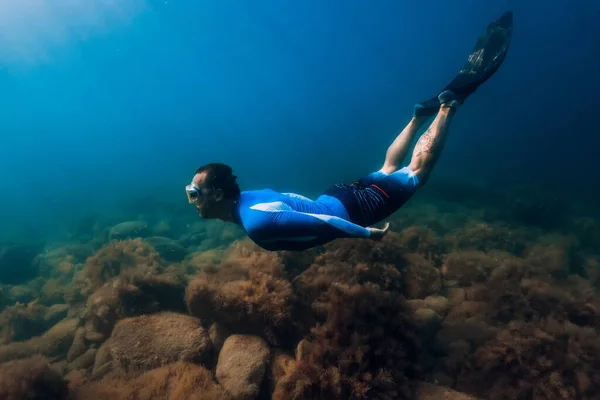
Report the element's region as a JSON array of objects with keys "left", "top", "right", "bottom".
[{"left": 371, "top": 184, "right": 390, "bottom": 199}]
